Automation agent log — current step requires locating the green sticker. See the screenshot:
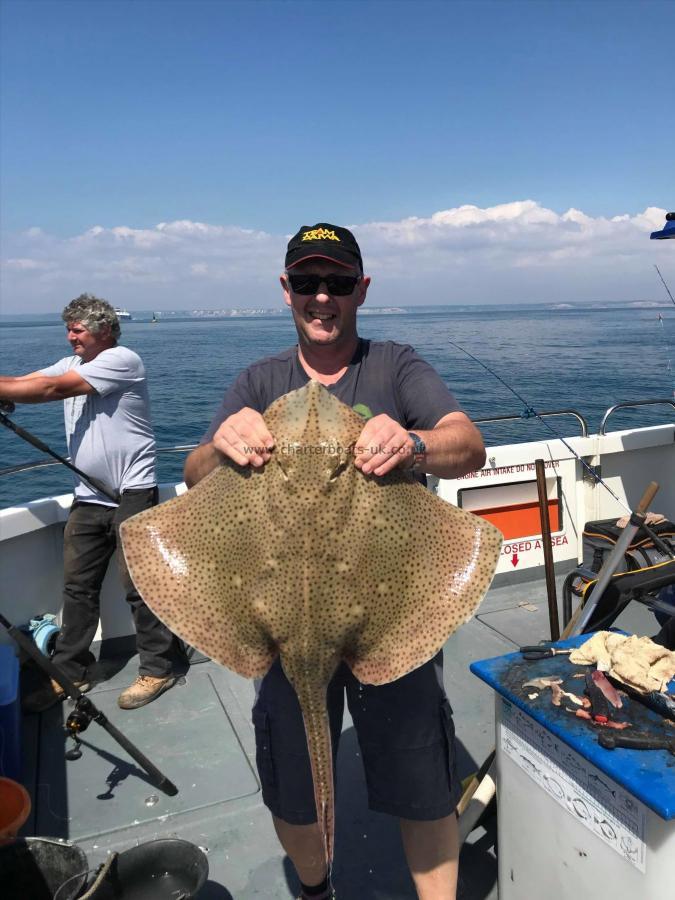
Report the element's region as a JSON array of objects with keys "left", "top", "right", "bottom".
[{"left": 353, "top": 403, "right": 373, "bottom": 420}]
